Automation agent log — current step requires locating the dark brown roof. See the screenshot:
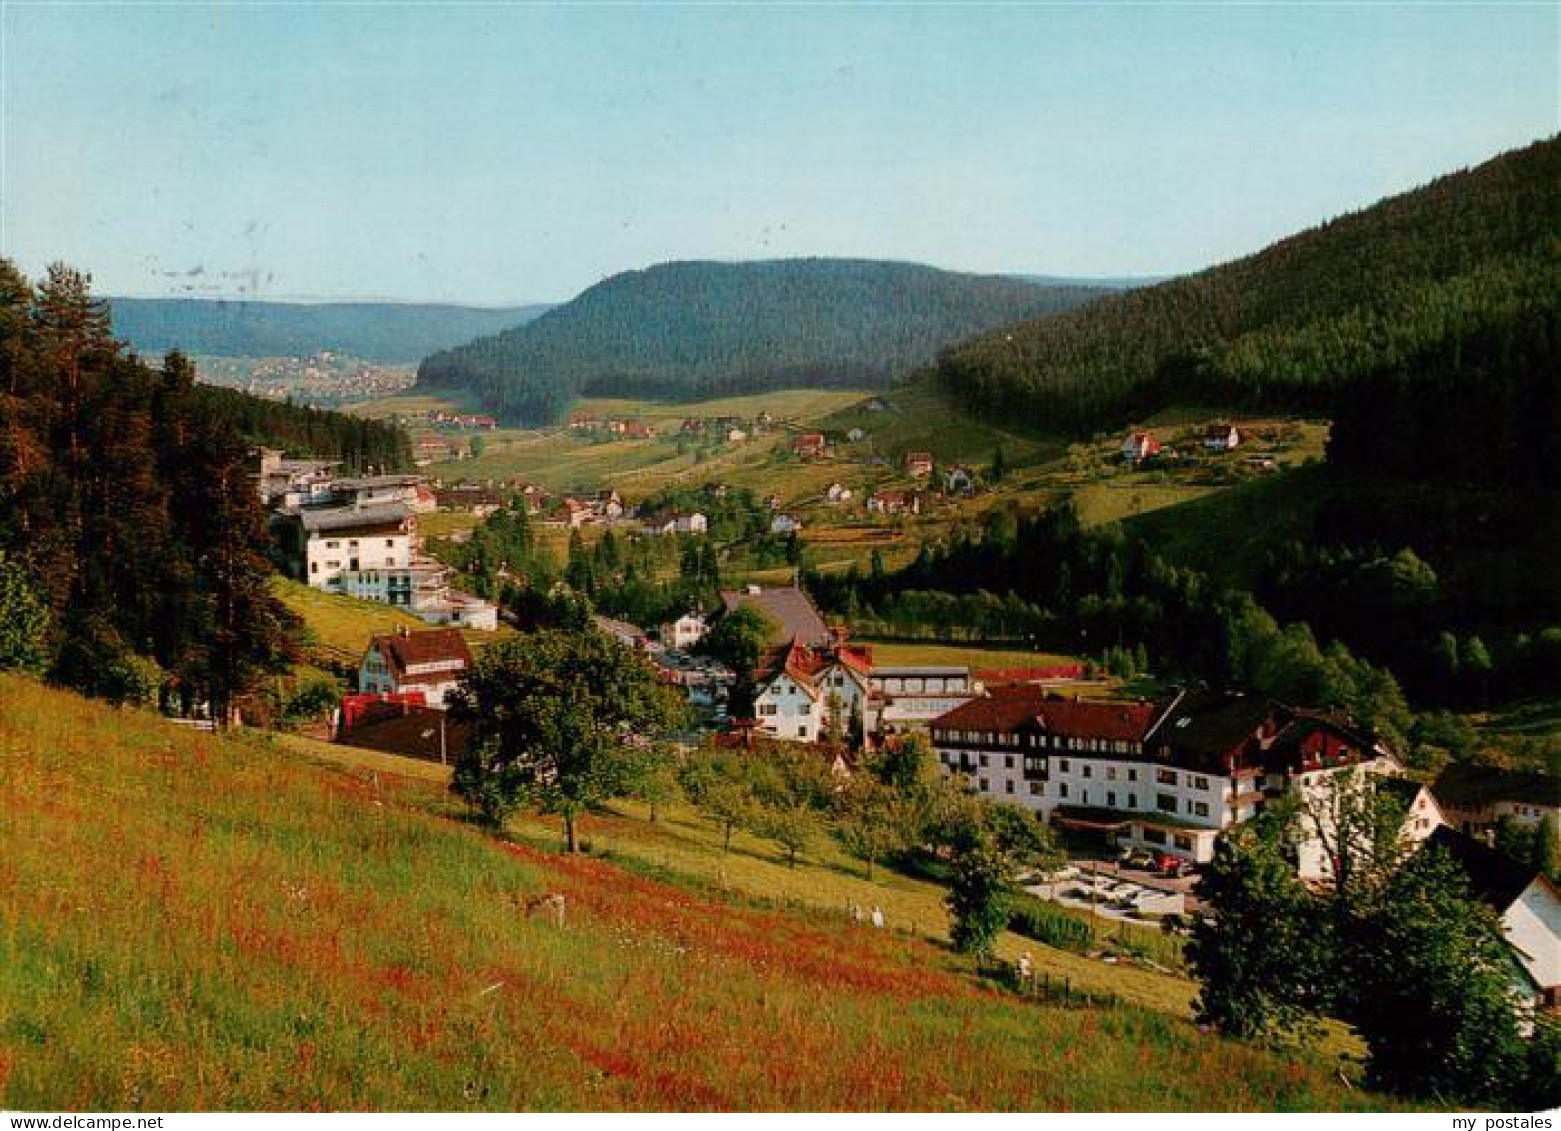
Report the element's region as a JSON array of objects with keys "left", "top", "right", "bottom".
[
  {"left": 1157, "top": 692, "right": 1281, "bottom": 772},
  {"left": 1433, "top": 763, "right": 1561, "bottom": 810},
  {"left": 1427, "top": 826, "right": 1540, "bottom": 912},
  {"left": 369, "top": 628, "right": 473, "bottom": 685},
  {"left": 931, "top": 685, "right": 1049, "bottom": 732},
  {"left": 1035, "top": 697, "right": 1162, "bottom": 743}
]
